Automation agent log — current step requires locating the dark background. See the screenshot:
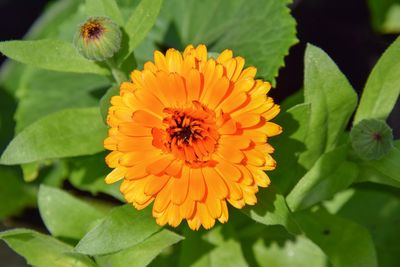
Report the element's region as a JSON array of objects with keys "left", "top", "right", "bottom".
[{"left": 0, "top": 0, "right": 399, "bottom": 266}]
